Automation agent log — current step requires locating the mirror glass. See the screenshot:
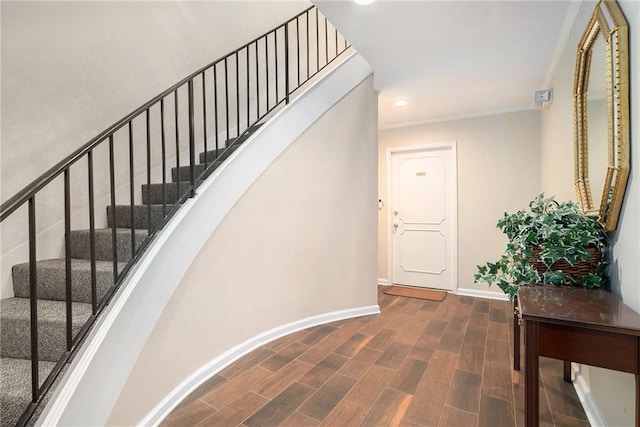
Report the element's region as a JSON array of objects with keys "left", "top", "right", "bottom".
[
  {"left": 586, "top": 32, "right": 607, "bottom": 216},
  {"left": 573, "top": 0, "right": 629, "bottom": 232}
]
